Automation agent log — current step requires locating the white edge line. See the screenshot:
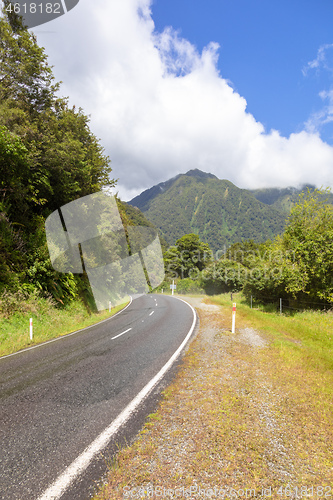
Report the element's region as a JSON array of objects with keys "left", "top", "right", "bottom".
[
  {"left": 37, "top": 295, "right": 197, "bottom": 500},
  {"left": 0, "top": 297, "right": 133, "bottom": 361},
  {"left": 111, "top": 328, "right": 132, "bottom": 340}
]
